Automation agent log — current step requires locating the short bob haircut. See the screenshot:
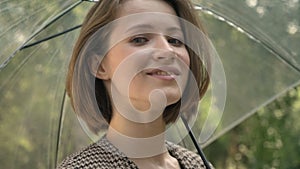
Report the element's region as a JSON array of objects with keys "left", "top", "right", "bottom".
[{"left": 66, "top": 0, "right": 211, "bottom": 134}]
